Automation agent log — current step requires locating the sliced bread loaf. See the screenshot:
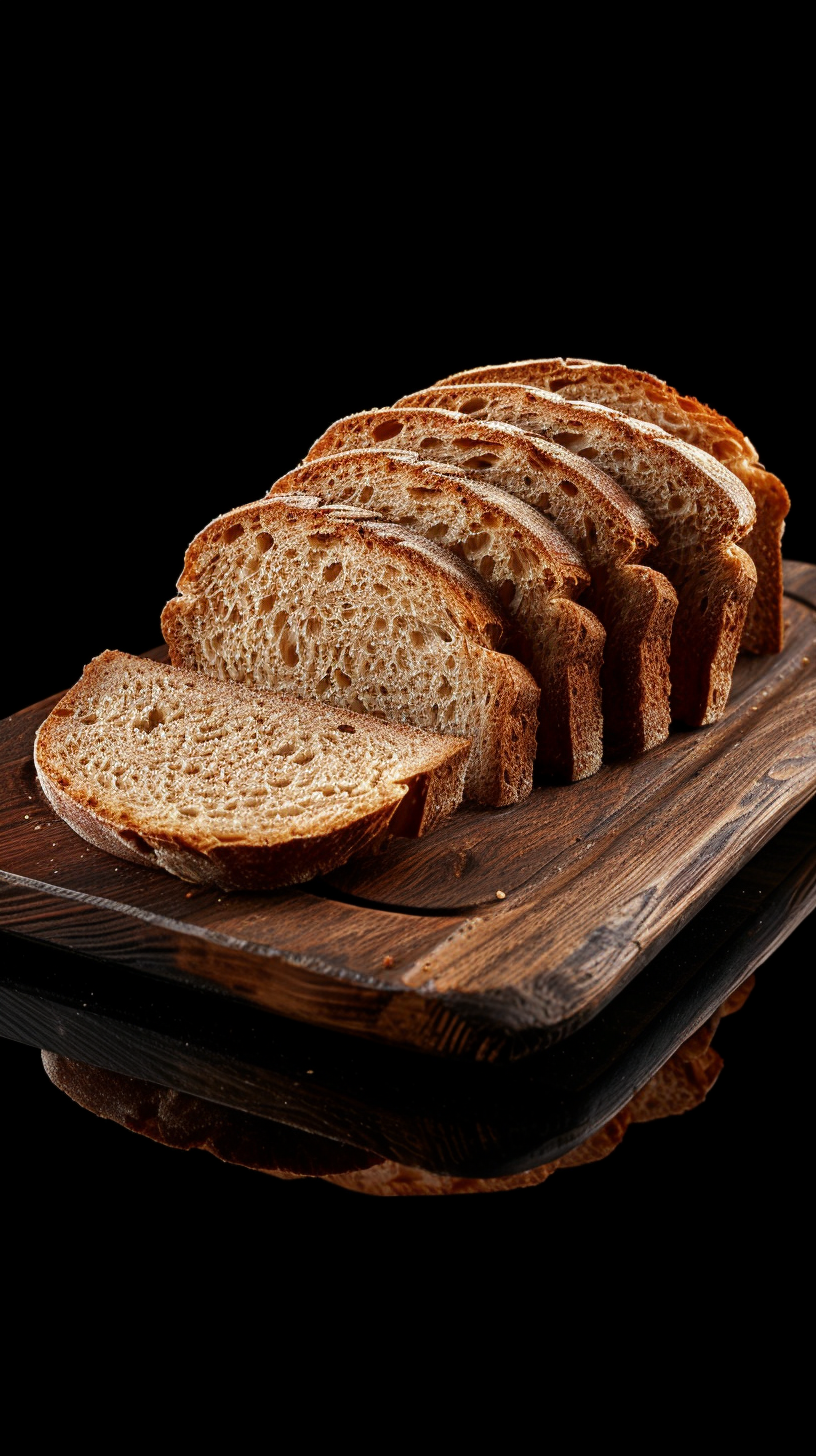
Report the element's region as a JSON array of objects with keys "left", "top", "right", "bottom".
[
  {"left": 268, "top": 449, "right": 605, "bottom": 781},
  {"left": 161, "top": 495, "right": 540, "bottom": 806},
  {"left": 34, "top": 651, "right": 471, "bottom": 891},
  {"left": 439, "top": 358, "right": 789, "bottom": 655},
  {"left": 305, "top": 410, "right": 676, "bottom": 758},
  {"left": 399, "top": 384, "right": 757, "bottom": 728}
]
